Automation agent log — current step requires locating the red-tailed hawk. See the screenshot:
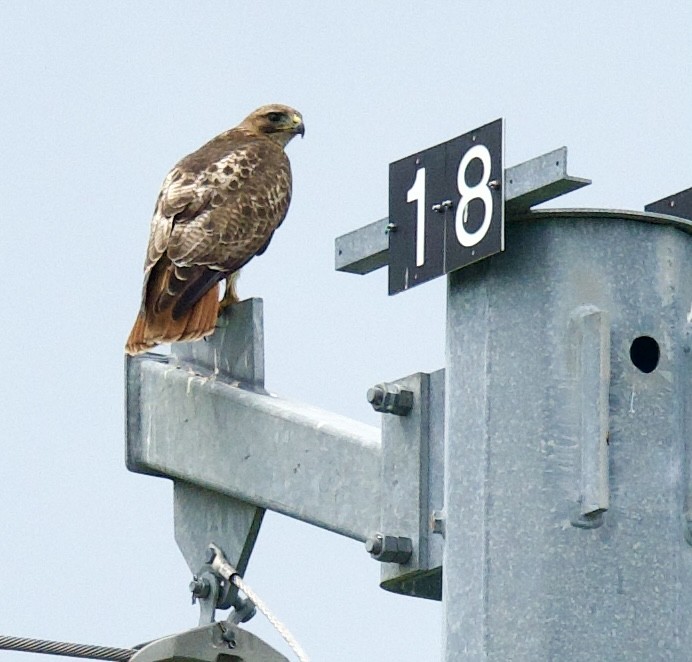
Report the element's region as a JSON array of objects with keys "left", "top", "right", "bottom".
[{"left": 125, "top": 104, "right": 304, "bottom": 355}]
